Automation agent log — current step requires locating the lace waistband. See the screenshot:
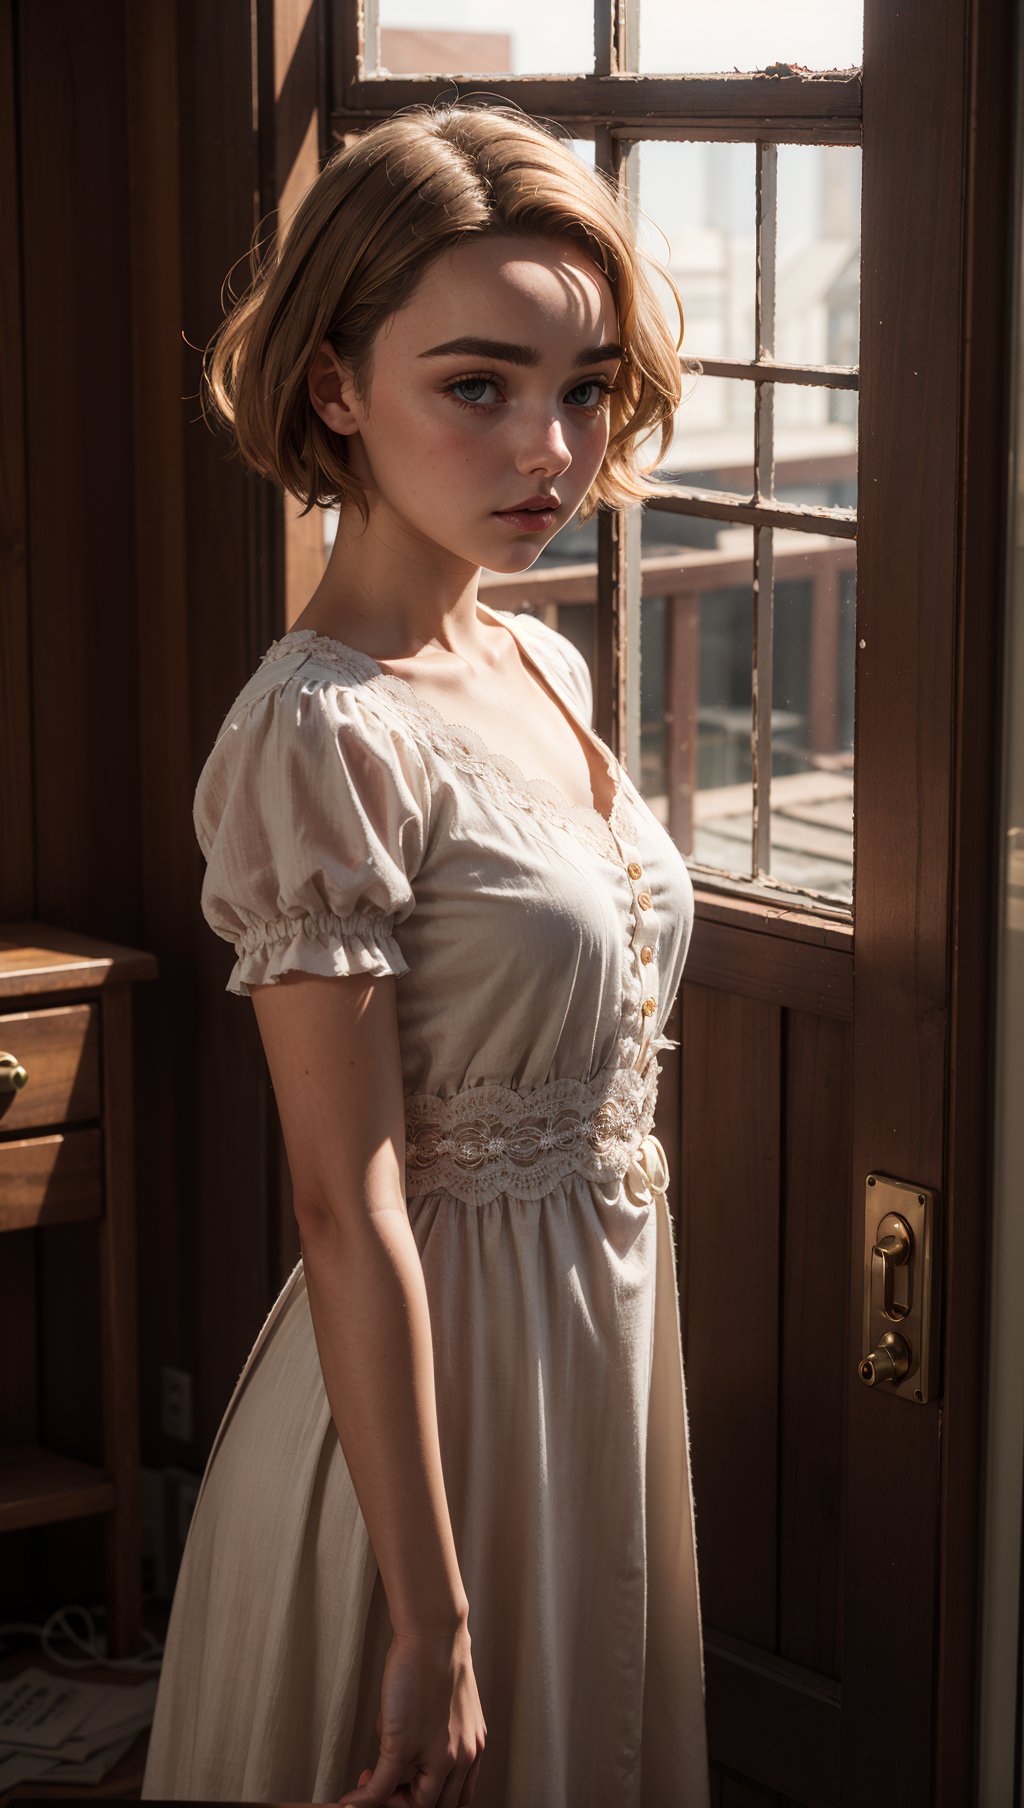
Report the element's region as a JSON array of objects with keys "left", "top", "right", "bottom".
[{"left": 403, "top": 1059, "right": 661, "bottom": 1207}]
